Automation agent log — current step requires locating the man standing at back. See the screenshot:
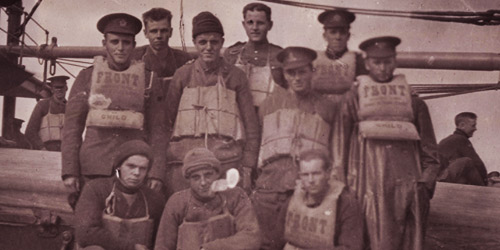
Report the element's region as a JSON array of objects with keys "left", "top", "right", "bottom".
[
  {"left": 224, "top": 2, "right": 284, "bottom": 108},
  {"left": 62, "top": 13, "right": 167, "bottom": 194},
  {"left": 133, "top": 8, "right": 192, "bottom": 193},
  {"left": 313, "top": 10, "right": 367, "bottom": 102},
  {"left": 438, "top": 112, "right": 487, "bottom": 186}
]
